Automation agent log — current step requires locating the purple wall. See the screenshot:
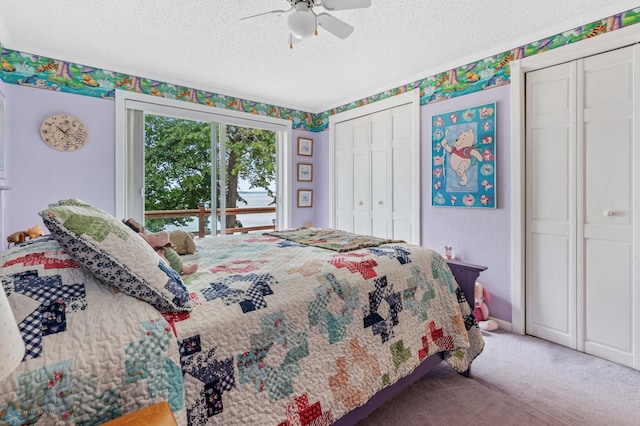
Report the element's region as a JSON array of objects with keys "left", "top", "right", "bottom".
[
  {"left": 3, "top": 84, "right": 115, "bottom": 236},
  {"left": 421, "top": 86, "right": 511, "bottom": 322},
  {"left": 290, "top": 129, "right": 329, "bottom": 229},
  {"left": 3, "top": 82, "right": 511, "bottom": 324}
]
